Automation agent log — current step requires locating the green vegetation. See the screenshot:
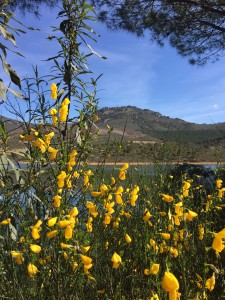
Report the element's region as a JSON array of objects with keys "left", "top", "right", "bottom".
[{"left": 1, "top": 1, "right": 225, "bottom": 300}]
